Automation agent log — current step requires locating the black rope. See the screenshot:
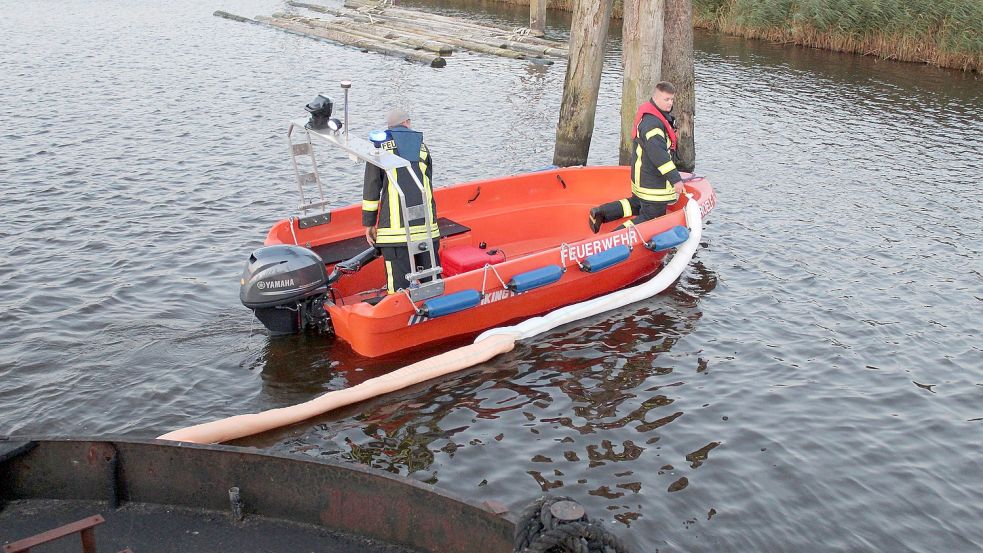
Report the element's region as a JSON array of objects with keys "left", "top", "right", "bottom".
[{"left": 512, "top": 495, "right": 633, "bottom": 553}]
